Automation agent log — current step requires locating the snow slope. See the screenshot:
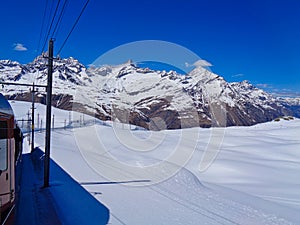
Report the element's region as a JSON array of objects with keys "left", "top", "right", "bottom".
[{"left": 10, "top": 101, "right": 300, "bottom": 224}]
